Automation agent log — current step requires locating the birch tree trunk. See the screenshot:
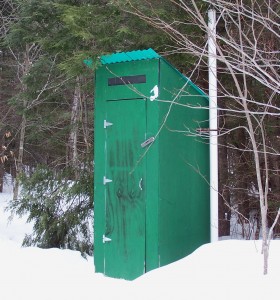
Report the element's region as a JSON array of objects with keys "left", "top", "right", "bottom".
[
  {"left": 67, "top": 76, "right": 81, "bottom": 178},
  {"left": 81, "top": 84, "right": 91, "bottom": 157},
  {"left": 13, "top": 44, "right": 30, "bottom": 200}
]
